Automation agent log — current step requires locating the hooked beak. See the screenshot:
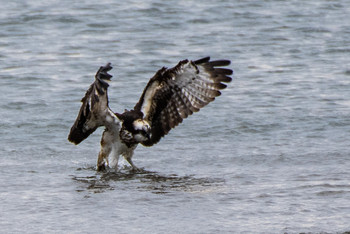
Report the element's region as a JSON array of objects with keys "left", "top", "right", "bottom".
[{"left": 145, "top": 127, "right": 151, "bottom": 141}]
